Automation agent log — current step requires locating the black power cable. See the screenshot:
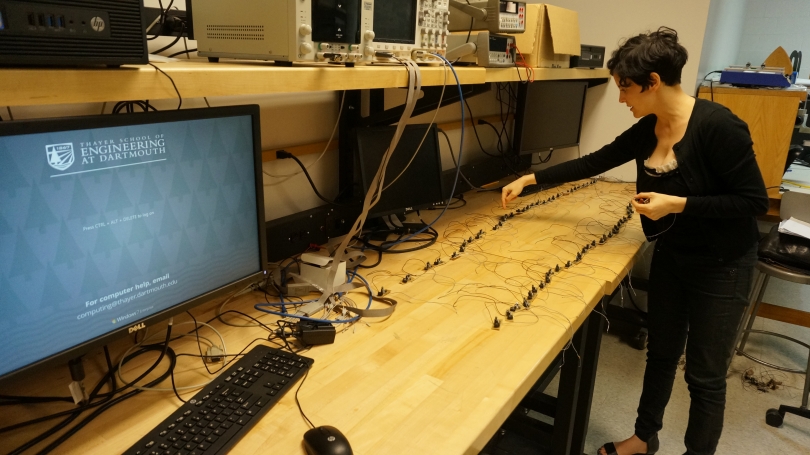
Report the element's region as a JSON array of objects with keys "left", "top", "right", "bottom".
[
  {"left": 695, "top": 70, "right": 723, "bottom": 101},
  {"left": 462, "top": 99, "right": 500, "bottom": 158},
  {"left": 33, "top": 346, "right": 177, "bottom": 455},
  {"left": 148, "top": 63, "right": 183, "bottom": 110},
  {"left": 112, "top": 100, "right": 158, "bottom": 114},
  {"left": 168, "top": 48, "right": 197, "bottom": 59},
  {"left": 275, "top": 150, "right": 350, "bottom": 206},
  {"left": 4, "top": 326, "right": 175, "bottom": 454}
]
